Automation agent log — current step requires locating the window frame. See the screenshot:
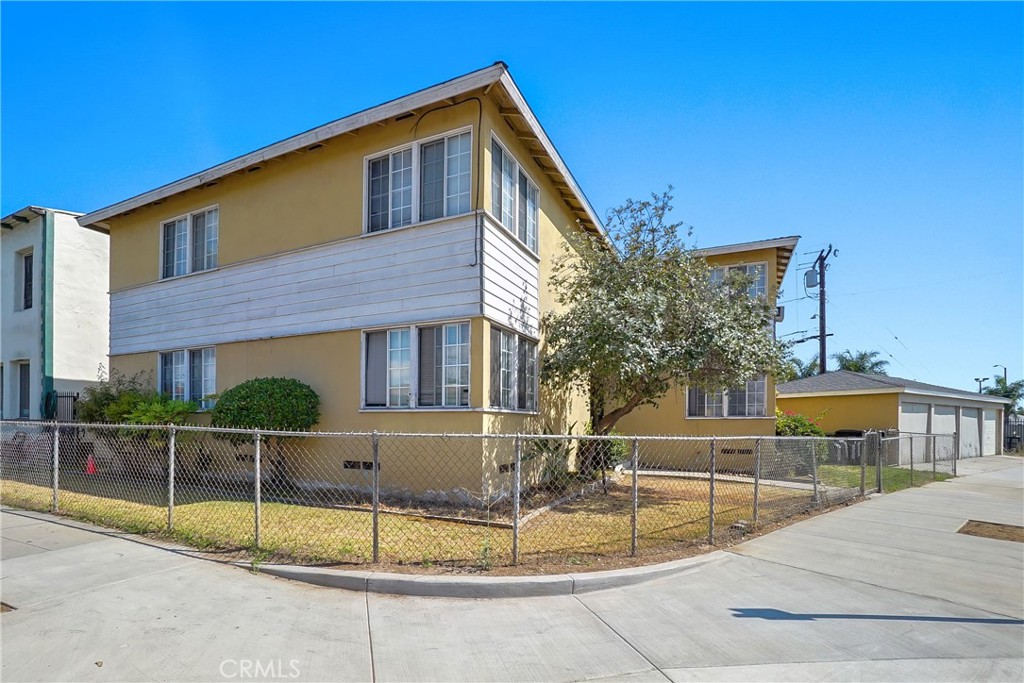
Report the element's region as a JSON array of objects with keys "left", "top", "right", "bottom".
[
  {"left": 686, "top": 376, "right": 768, "bottom": 419},
  {"left": 159, "top": 205, "right": 219, "bottom": 280},
  {"left": 489, "top": 134, "right": 540, "bottom": 254},
  {"left": 488, "top": 325, "right": 539, "bottom": 413},
  {"left": 19, "top": 250, "right": 34, "bottom": 311},
  {"left": 710, "top": 261, "right": 768, "bottom": 300},
  {"left": 361, "top": 320, "right": 473, "bottom": 410},
  {"left": 362, "top": 126, "right": 474, "bottom": 235},
  {"left": 158, "top": 346, "right": 216, "bottom": 410}
]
